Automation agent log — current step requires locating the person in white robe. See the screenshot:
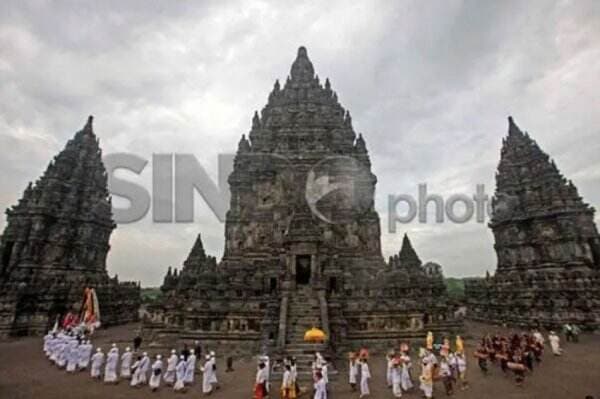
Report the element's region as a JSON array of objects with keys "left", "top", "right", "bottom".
[
  {"left": 200, "top": 354, "right": 213, "bottom": 394},
  {"left": 290, "top": 358, "right": 299, "bottom": 396},
  {"left": 419, "top": 360, "right": 434, "bottom": 399},
  {"left": 315, "top": 352, "right": 324, "bottom": 368},
  {"left": 321, "top": 361, "right": 329, "bottom": 386},
  {"left": 349, "top": 357, "right": 358, "bottom": 390},
  {"left": 138, "top": 352, "right": 150, "bottom": 385},
  {"left": 66, "top": 340, "right": 79, "bottom": 372},
  {"left": 183, "top": 349, "right": 196, "bottom": 385},
  {"left": 174, "top": 355, "right": 187, "bottom": 392},
  {"left": 533, "top": 329, "right": 545, "bottom": 346},
  {"left": 359, "top": 358, "right": 371, "bottom": 398},
  {"left": 90, "top": 348, "right": 104, "bottom": 379},
  {"left": 549, "top": 331, "right": 562, "bottom": 356},
  {"left": 163, "top": 349, "right": 178, "bottom": 385},
  {"left": 209, "top": 351, "right": 219, "bottom": 390},
  {"left": 386, "top": 353, "right": 394, "bottom": 388},
  {"left": 120, "top": 347, "right": 133, "bottom": 379},
  {"left": 262, "top": 354, "right": 270, "bottom": 394},
  {"left": 56, "top": 339, "right": 68, "bottom": 368},
  {"left": 49, "top": 336, "right": 60, "bottom": 363},
  {"left": 281, "top": 365, "right": 294, "bottom": 398},
  {"left": 43, "top": 332, "right": 53, "bottom": 356},
  {"left": 79, "top": 340, "right": 93, "bottom": 370},
  {"left": 47, "top": 335, "right": 57, "bottom": 360},
  {"left": 400, "top": 353, "right": 413, "bottom": 391},
  {"left": 149, "top": 355, "right": 163, "bottom": 391},
  {"left": 391, "top": 361, "right": 403, "bottom": 398},
  {"left": 456, "top": 352, "right": 468, "bottom": 390},
  {"left": 314, "top": 371, "right": 327, "bottom": 399},
  {"left": 130, "top": 356, "right": 142, "bottom": 387},
  {"left": 104, "top": 345, "right": 119, "bottom": 383}
]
